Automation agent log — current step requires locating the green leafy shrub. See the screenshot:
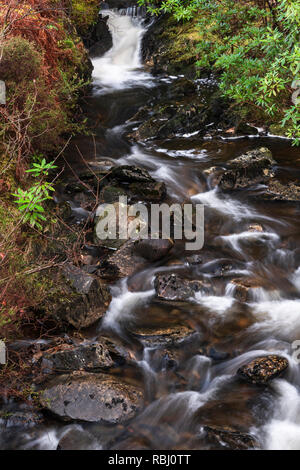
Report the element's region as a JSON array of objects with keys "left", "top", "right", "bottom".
[
  {"left": 139, "top": 0, "right": 300, "bottom": 144},
  {"left": 12, "top": 159, "right": 57, "bottom": 230}
]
